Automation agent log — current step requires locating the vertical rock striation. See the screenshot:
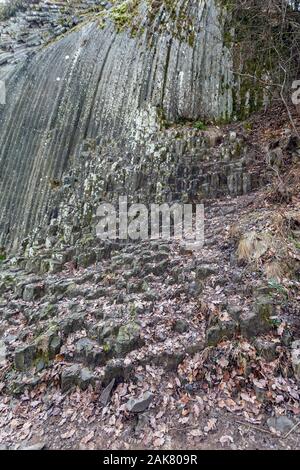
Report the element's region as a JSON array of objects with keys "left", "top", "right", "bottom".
[{"left": 0, "top": 0, "right": 234, "bottom": 251}]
